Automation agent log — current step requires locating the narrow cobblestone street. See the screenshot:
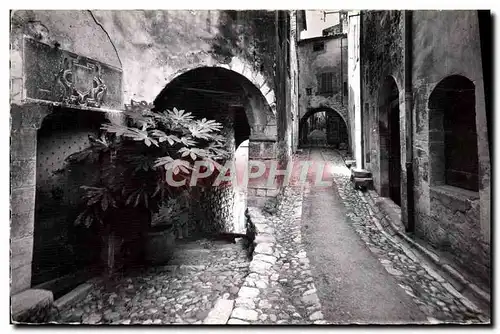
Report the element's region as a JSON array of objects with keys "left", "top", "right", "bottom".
[
  {"left": 304, "top": 149, "right": 488, "bottom": 324},
  {"left": 302, "top": 149, "right": 426, "bottom": 324},
  {"left": 52, "top": 149, "right": 489, "bottom": 325}
]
